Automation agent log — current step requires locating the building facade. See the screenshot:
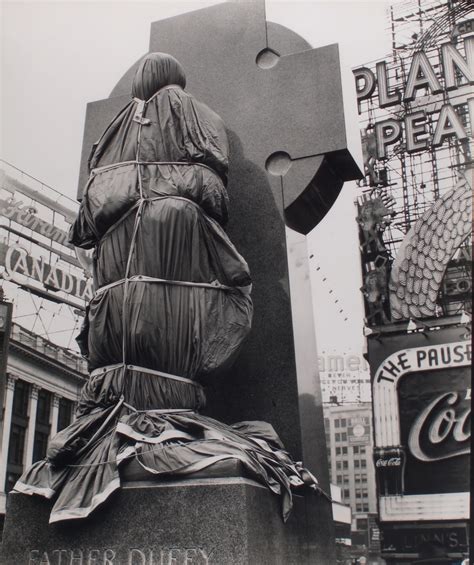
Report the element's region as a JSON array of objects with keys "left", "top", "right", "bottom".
[
  {"left": 0, "top": 315, "right": 86, "bottom": 523},
  {"left": 324, "top": 403, "right": 380, "bottom": 563}
]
